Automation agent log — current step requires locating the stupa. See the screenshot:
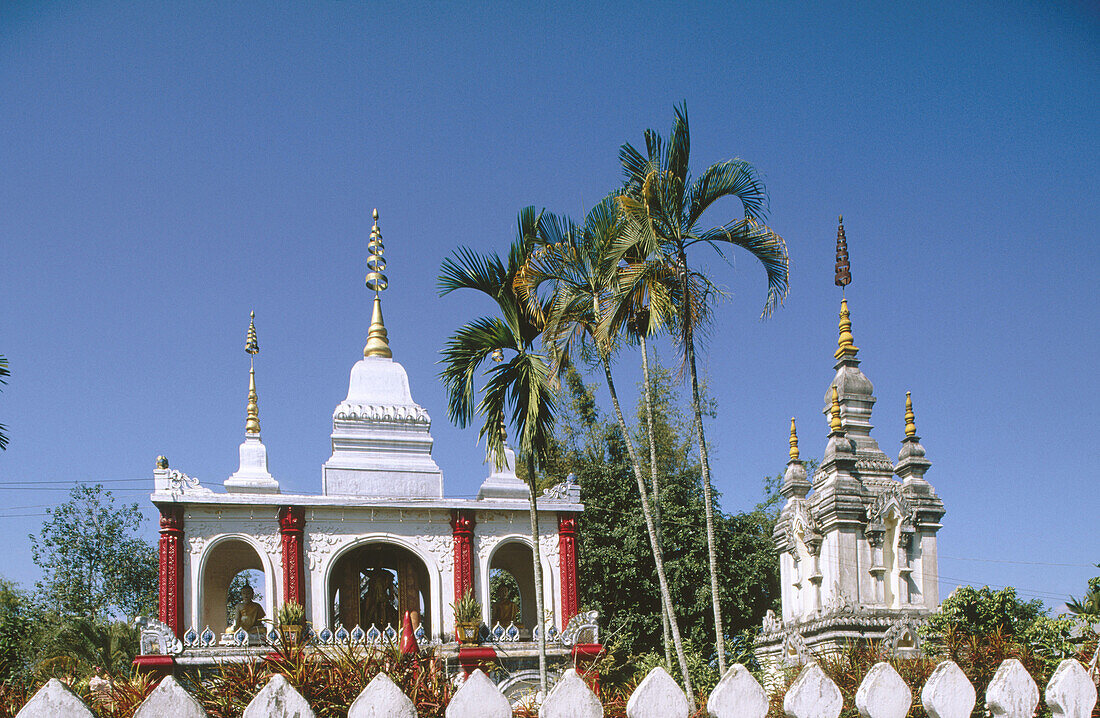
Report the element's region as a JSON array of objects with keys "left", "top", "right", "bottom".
[{"left": 141, "top": 211, "right": 591, "bottom": 681}]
